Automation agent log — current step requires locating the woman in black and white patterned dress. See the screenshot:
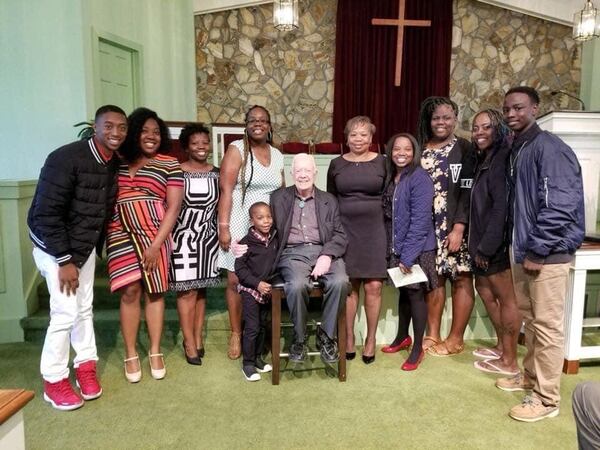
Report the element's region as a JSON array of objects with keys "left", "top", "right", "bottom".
[{"left": 169, "top": 123, "right": 220, "bottom": 365}]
